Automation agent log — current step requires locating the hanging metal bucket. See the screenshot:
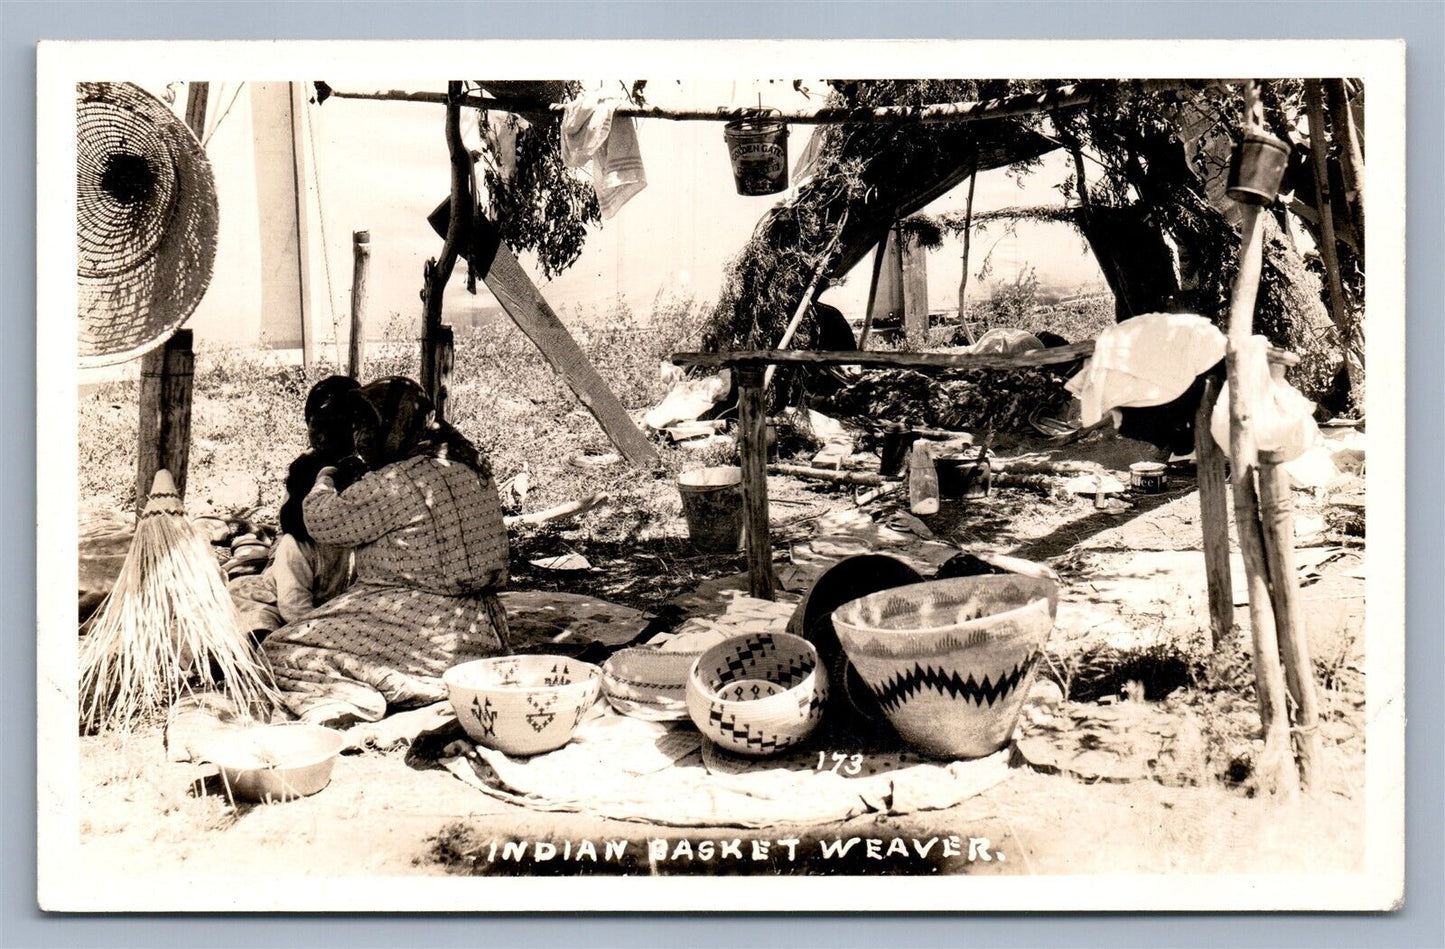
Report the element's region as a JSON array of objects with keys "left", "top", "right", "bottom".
[
  {"left": 723, "top": 111, "right": 789, "bottom": 196},
  {"left": 1227, "top": 130, "right": 1291, "bottom": 206}
]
